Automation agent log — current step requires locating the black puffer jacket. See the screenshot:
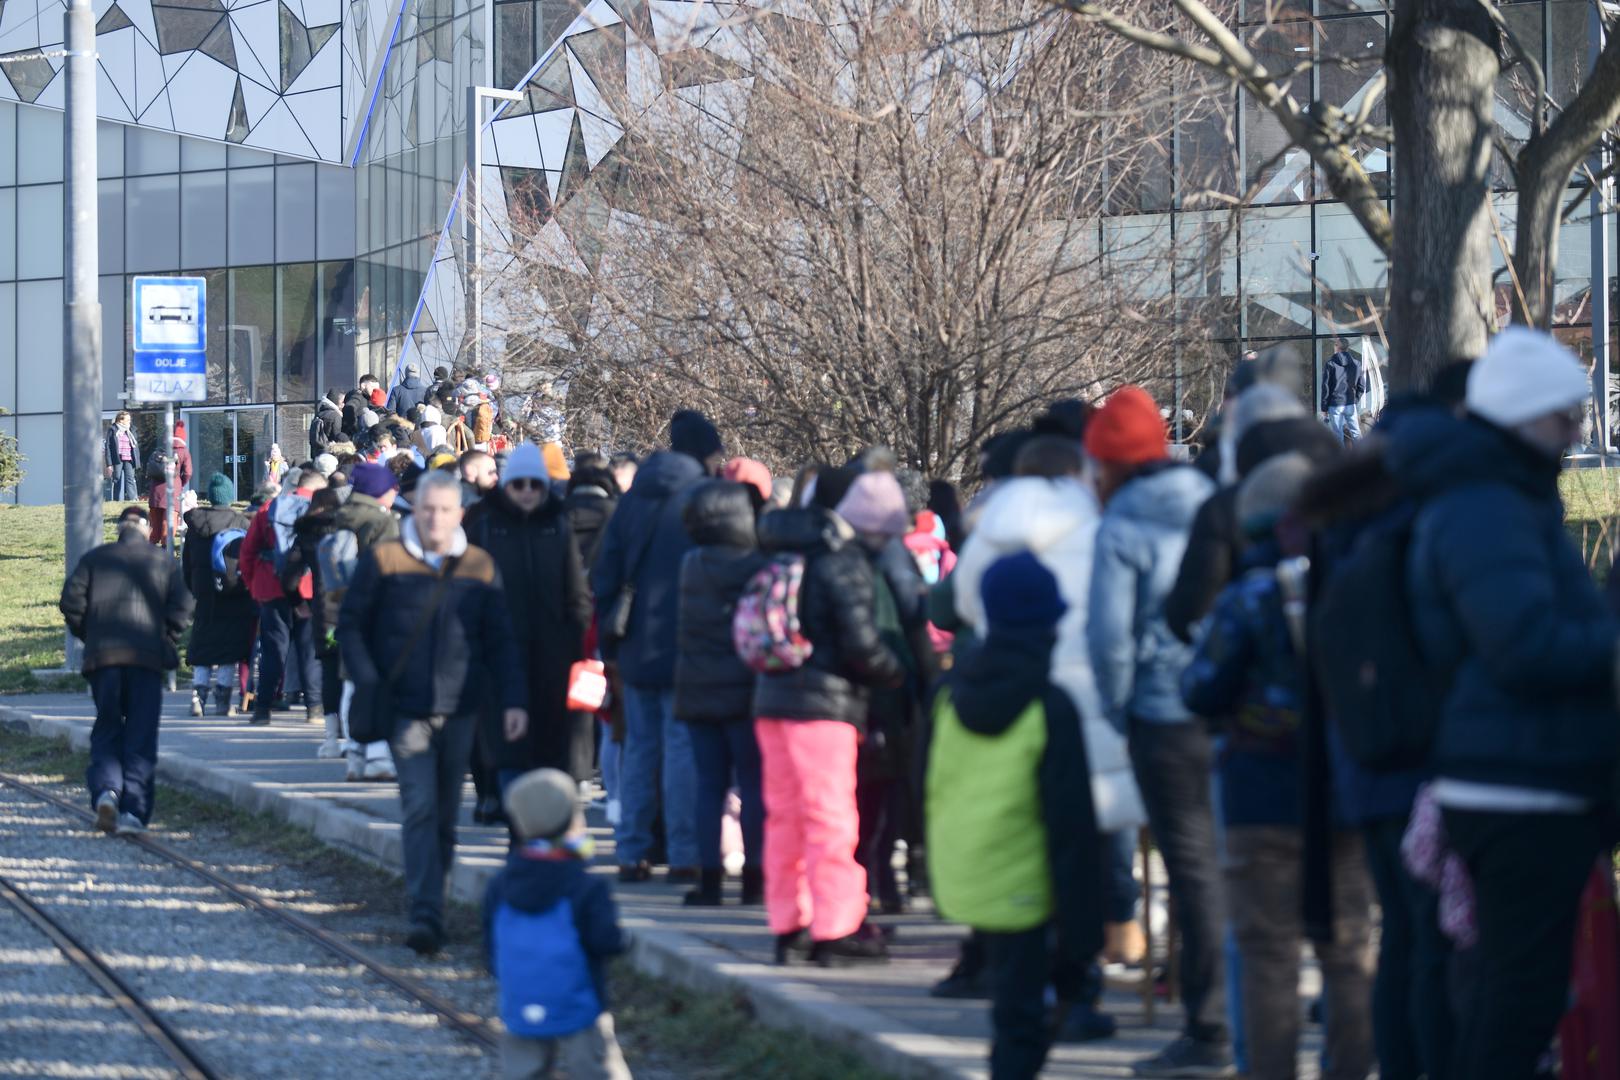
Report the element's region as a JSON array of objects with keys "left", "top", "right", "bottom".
[
  {"left": 180, "top": 505, "right": 256, "bottom": 667},
  {"left": 750, "top": 507, "right": 903, "bottom": 730},
  {"left": 674, "top": 481, "right": 767, "bottom": 723},
  {"left": 60, "top": 530, "right": 194, "bottom": 674},
  {"left": 1165, "top": 416, "right": 1342, "bottom": 642},
  {"left": 464, "top": 485, "right": 592, "bottom": 774},
  {"left": 564, "top": 467, "right": 618, "bottom": 574}
]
